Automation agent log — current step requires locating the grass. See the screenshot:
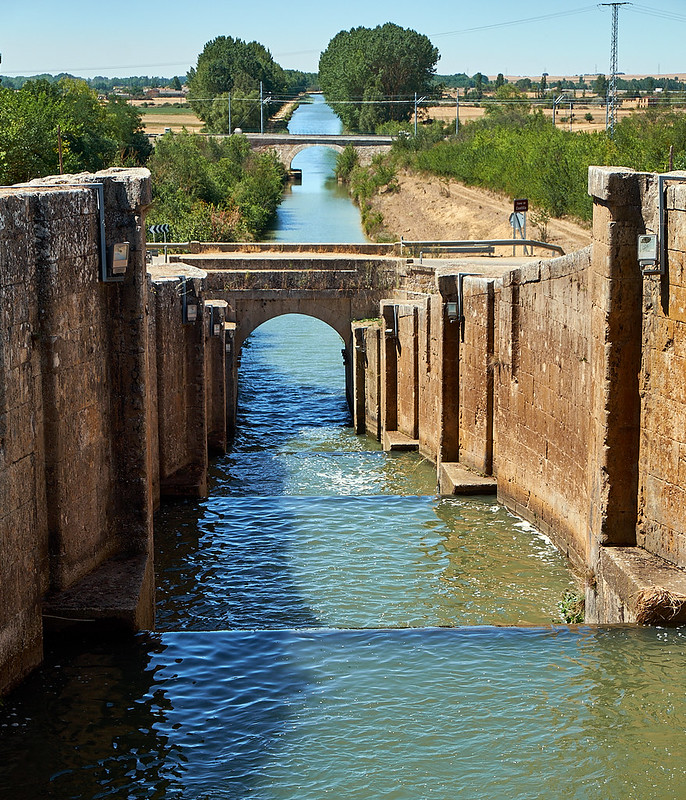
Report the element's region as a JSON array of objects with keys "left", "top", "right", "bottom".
[{"left": 557, "top": 591, "right": 585, "bottom": 624}]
